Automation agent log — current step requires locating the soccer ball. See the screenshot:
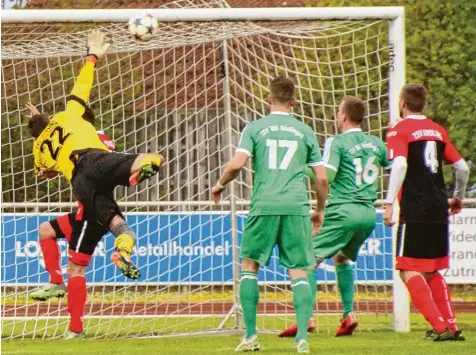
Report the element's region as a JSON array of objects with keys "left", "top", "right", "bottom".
[{"left": 128, "top": 14, "right": 159, "bottom": 41}]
